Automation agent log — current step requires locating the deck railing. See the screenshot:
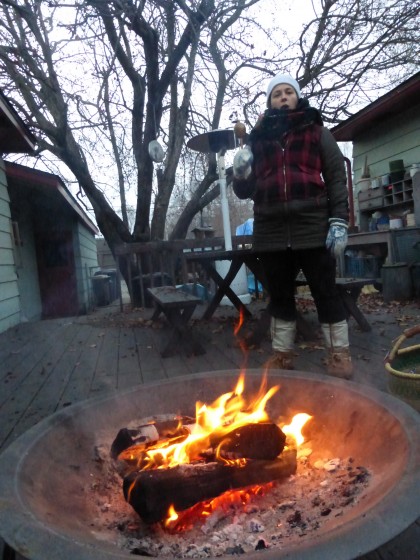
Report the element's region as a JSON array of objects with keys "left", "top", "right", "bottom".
[{"left": 115, "top": 236, "right": 253, "bottom": 308}]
